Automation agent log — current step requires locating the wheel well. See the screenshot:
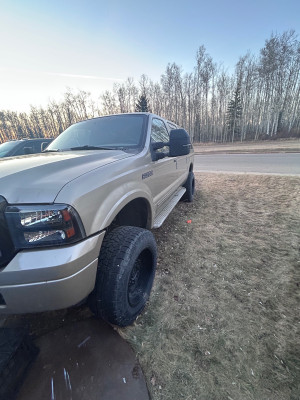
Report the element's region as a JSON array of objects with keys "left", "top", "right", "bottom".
[
  {"left": 189, "top": 163, "right": 193, "bottom": 172},
  {"left": 112, "top": 198, "right": 151, "bottom": 230}
]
